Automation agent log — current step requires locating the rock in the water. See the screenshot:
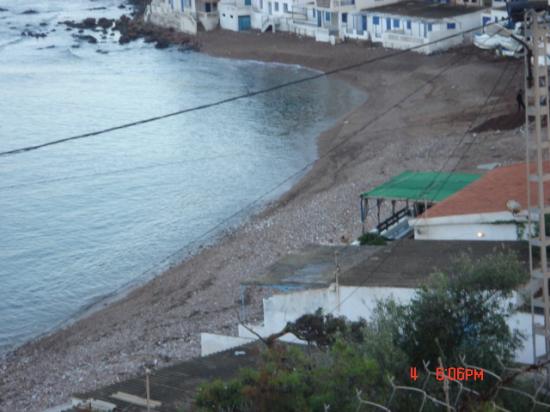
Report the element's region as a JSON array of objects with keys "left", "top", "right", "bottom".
[
  {"left": 73, "top": 34, "right": 98, "bottom": 44},
  {"left": 155, "top": 39, "right": 170, "bottom": 49},
  {"left": 97, "top": 18, "right": 114, "bottom": 30},
  {"left": 22, "top": 9, "right": 38, "bottom": 15},
  {"left": 0, "top": 7, "right": 8, "bottom": 12},
  {"left": 21, "top": 30, "right": 47, "bottom": 39}
]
